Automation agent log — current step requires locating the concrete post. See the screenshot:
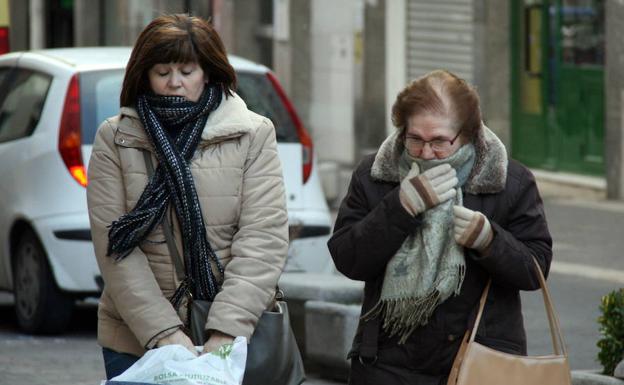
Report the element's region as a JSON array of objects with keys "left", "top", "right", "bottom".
[
  {"left": 481, "top": 0, "right": 511, "bottom": 148},
  {"left": 28, "top": 0, "right": 44, "bottom": 49},
  {"left": 384, "top": 0, "right": 405, "bottom": 136},
  {"left": 211, "top": 0, "right": 235, "bottom": 52},
  {"left": 74, "top": 0, "right": 102, "bottom": 46},
  {"left": 357, "top": 0, "right": 386, "bottom": 155},
  {"left": 285, "top": 0, "right": 311, "bottom": 125},
  {"left": 605, "top": 0, "right": 624, "bottom": 200},
  {"left": 309, "top": 0, "right": 357, "bottom": 167},
  {"left": 273, "top": 0, "right": 291, "bottom": 93},
  {"left": 8, "top": 0, "right": 29, "bottom": 51}
]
